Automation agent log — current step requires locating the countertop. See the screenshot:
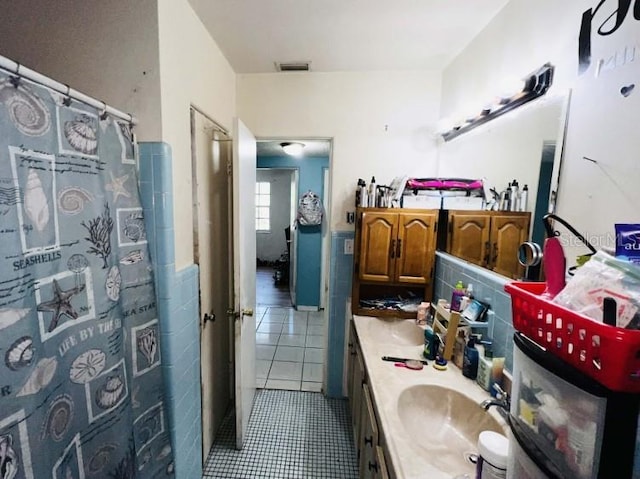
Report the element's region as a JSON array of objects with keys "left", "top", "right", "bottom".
[{"left": 353, "top": 314, "right": 510, "bottom": 479}]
